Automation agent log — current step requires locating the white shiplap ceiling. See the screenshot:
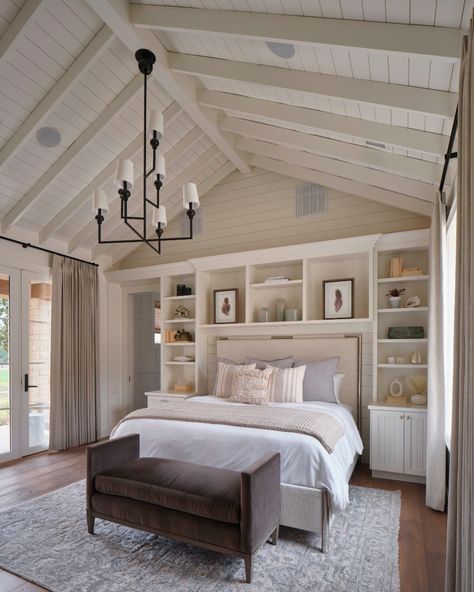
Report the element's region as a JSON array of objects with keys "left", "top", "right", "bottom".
[{"left": 0, "top": 0, "right": 466, "bottom": 264}]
